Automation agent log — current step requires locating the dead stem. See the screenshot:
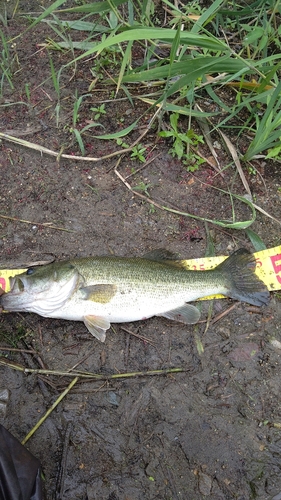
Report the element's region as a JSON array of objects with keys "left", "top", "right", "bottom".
[
  {"left": 0, "top": 357, "right": 185, "bottom": 380},
  {"left": 0, "top": 214, "right": 74, "bottom": 232},
  {"left": 211, "top": 303, "right": 240, "bottom": 324},
  {"left": 0, "top": 125, "right": 151, "bottom": 162},
  {"left": 21, "top": 376, "right": 79, "bottom": 445},
  {"left": 0, "top": 346, "right": 36, "bottom": 353},
  {"left": 68, "top": 346, "right": 97, "bottom": 372},
  {"left": 118, "top": 157, "right": 281, "bottom": 228},
  {"left": 124, "top": 152, "right": 160, "bottom": 179},
  {"left": 115, "top": 164, "right": 217, "bottom": 224},
  {"left": 120, "top": 326, "right": 156, "bottom": 347}
]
